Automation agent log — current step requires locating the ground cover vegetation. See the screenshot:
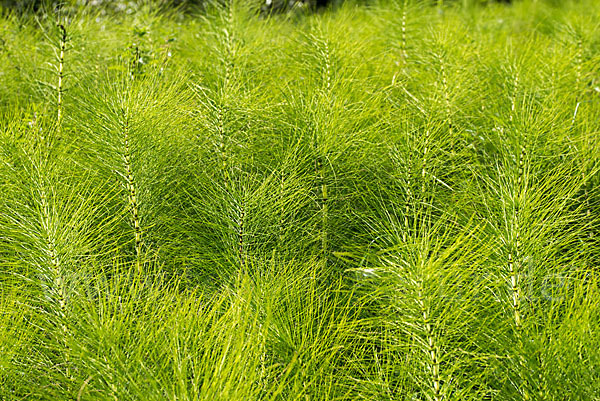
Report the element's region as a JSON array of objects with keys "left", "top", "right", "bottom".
[{"left": 1, "top": 0, "right": 599, "bottom": 399}]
